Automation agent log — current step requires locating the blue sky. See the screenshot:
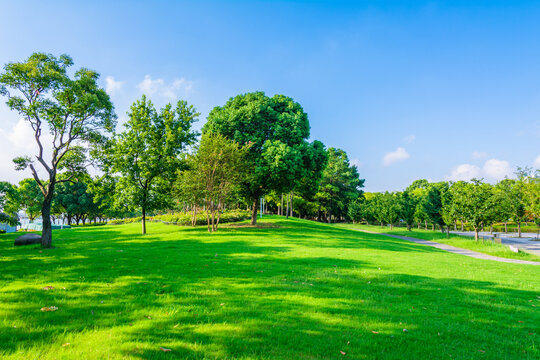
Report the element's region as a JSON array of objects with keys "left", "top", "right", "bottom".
[{"left": 0, "top": 1, "right": 539, "bottom": 191}]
